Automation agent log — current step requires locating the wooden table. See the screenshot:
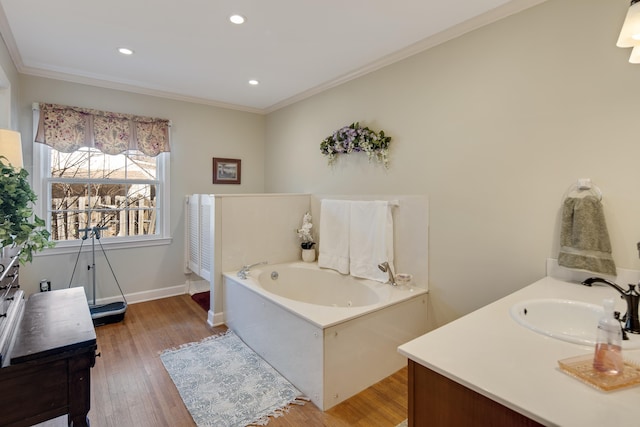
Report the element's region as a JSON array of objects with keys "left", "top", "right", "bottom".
[{"left": 0, "top": 287, "right": 97, "bottom": 427}]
